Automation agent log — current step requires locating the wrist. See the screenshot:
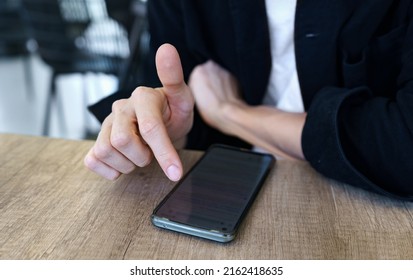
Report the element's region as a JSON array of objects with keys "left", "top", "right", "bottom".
[
  {"left": 219, "top": 101, "right": 248, "bottom": 135},
  {"left": 222, "top": 104, "right": 306, "bottom": 160}
]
